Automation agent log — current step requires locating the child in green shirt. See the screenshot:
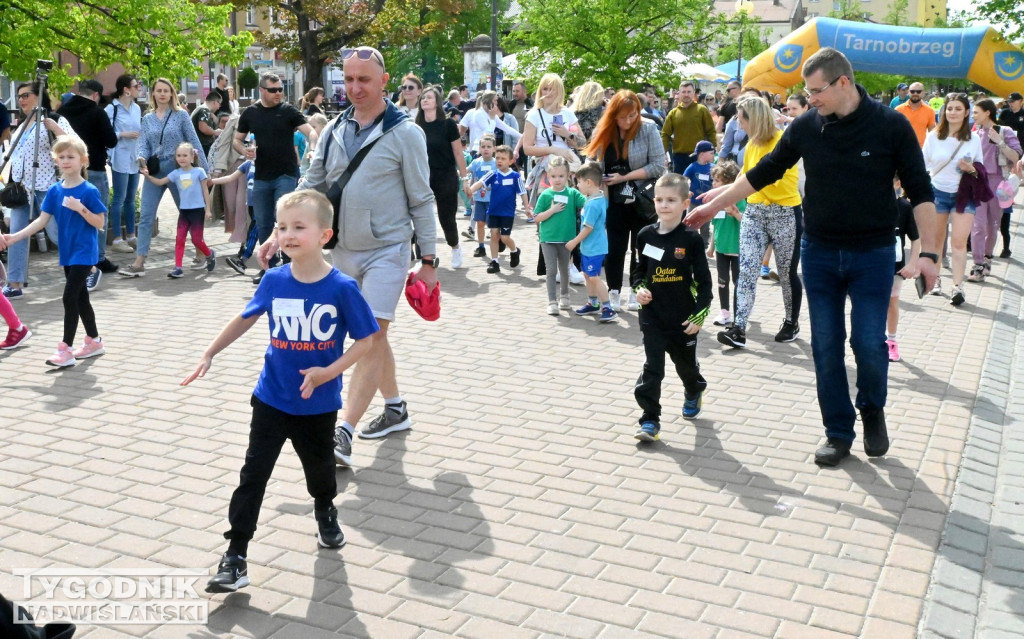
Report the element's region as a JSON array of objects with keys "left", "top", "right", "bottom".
[
  {"left": 706, "top": 161, "right": 744, "bottom": 327},
  {"left": 532, "top": 156, "right": 585, "bottom": 315}
]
